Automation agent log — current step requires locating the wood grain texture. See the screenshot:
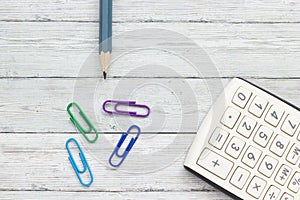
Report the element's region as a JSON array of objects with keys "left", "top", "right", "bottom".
[
  {"left": 0, "top": 0, "right": 299, "bottom": 23},
  {"left": 0, "top": 22, "right": 300, "bottom": 78},
  {"left": 0, "top": 78, "right": 298, "bottom": 133},
  {"left": 0, "top": 191, "right": 231, "bottom": 200},
  {"left": 0, "top": 133, "right": 211, "bottom": 192},
  {"left": 1, "top": 0, "right": 300, "bottom": 199}
]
